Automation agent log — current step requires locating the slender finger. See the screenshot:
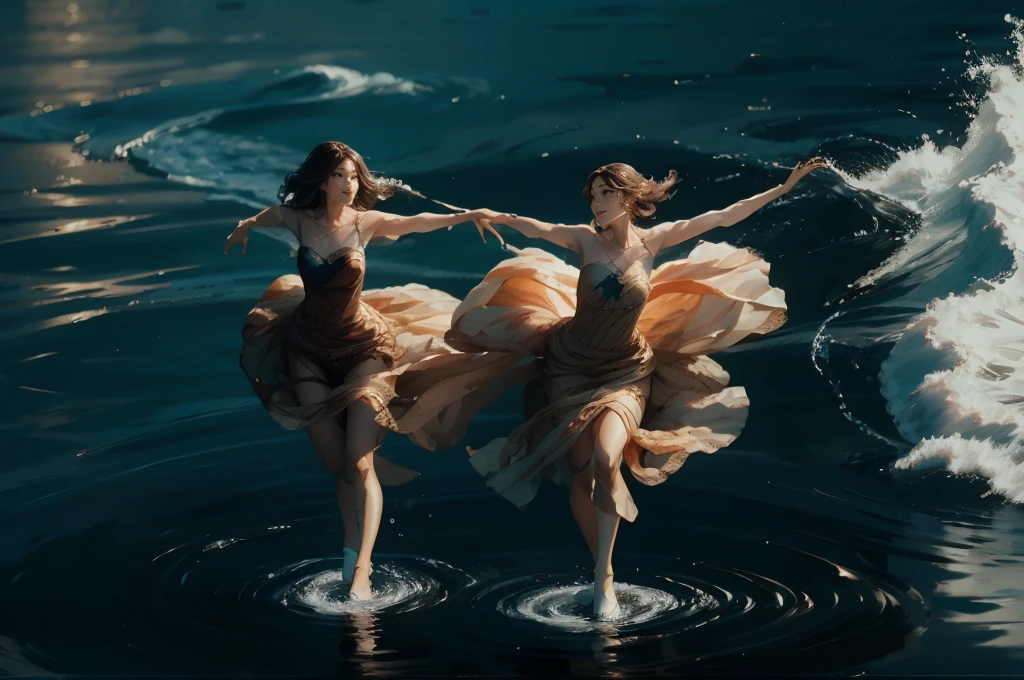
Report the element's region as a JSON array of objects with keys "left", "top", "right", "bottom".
[{"left": 484, "top": 219, "right": 505, "bottom": 248}]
